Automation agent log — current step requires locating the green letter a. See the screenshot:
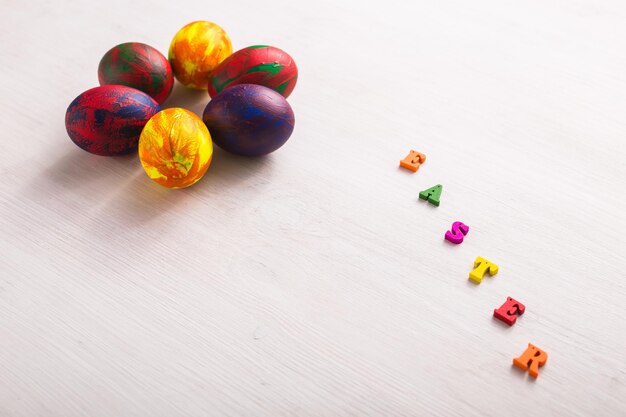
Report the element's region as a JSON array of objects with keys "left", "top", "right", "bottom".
[{"left": 419, "top": 184, "right": 442, "bottom": 206}]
